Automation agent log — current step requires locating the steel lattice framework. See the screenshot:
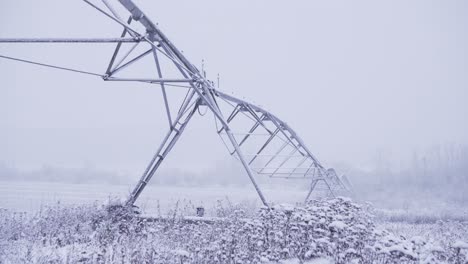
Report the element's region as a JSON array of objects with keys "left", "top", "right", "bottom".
[{"left": 0, "top": 0, "right": 351, "bottom": 206}]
